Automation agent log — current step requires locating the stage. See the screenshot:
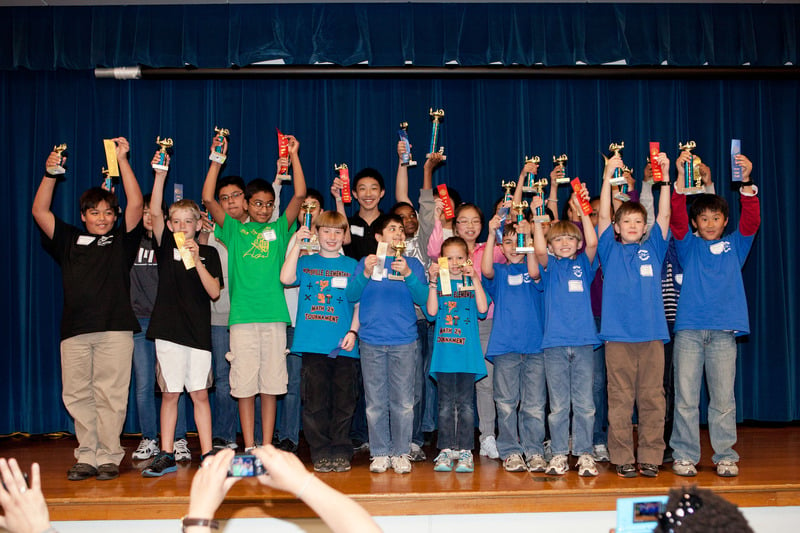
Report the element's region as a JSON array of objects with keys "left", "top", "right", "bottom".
[{"left": 2, "top": 425, "right": 799, "bottom": 522}]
